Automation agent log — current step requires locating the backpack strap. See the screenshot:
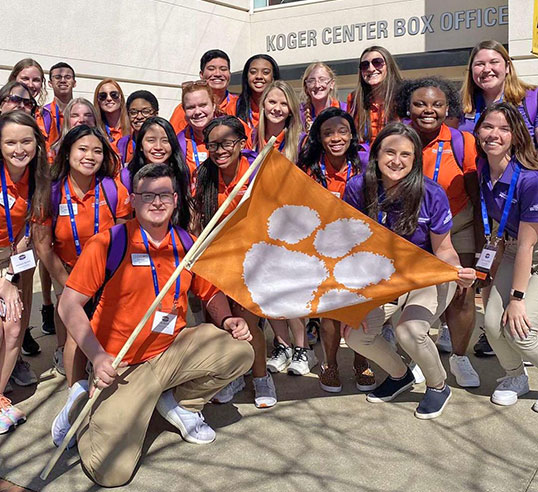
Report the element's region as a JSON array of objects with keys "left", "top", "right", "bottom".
[
  {"left": 448, "top": 127, "right": 464, "bottom": 170},
  {"left": 522, "top": 88, "right": 538, "bottom": 131},
  {"left": 117, "top": 136, "right": 129, "bottom": 166},
  {"left": 51, "top": 179, "right": 62, "bottom": 231},
  {"left": 339, "top": 100, "right": 347, "bottom": 112},
  {"left": 100, "top": 177, "right": 118, "bottom": 221},
  {"left": 177, "top": 130, "right": 187, "bottom": 157},
  {"left": 173, "top": 226, "right": 194, "bottom": 252},
  {"left": 120, "top": 167, "right": 131, "bottom": 194},
  {"left": 41, "top": 105, "right": 52, "bottom": 136},
  {"left": 241, "top": 149, "right": 260, "bottom": 184}
]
